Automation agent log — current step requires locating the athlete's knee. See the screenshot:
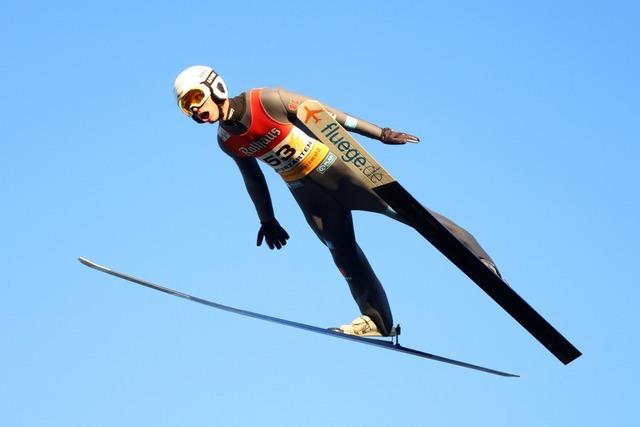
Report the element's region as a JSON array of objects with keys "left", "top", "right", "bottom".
[
  {"left": 327, "top": 240, "right": 359, "bottom": 263},
  {"left": 452, "top": 225, "right": 480, "bottom": 246},
  {"left": 433, "top": 211, "right": 479, "bottom": 246}
]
